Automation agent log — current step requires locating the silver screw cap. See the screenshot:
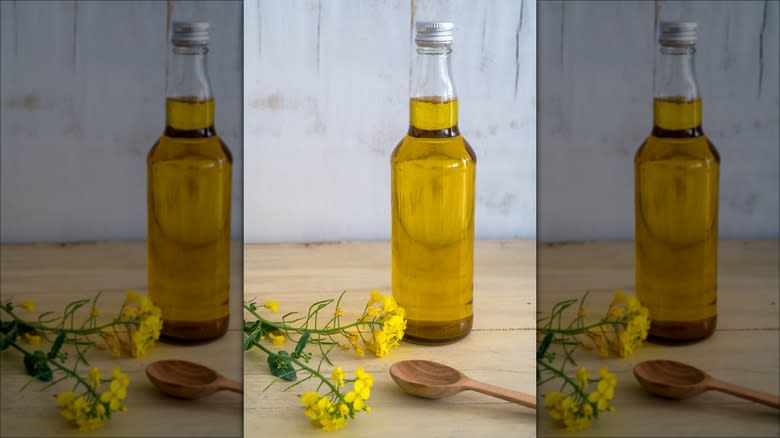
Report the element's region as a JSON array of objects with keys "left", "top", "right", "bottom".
[
  {"left": 659, "top": 21, "right": 697, "bottom": 47},
  {"left": 171, "top": 21, "right": 209, "bottom": 46},
  {"left": 415, "top": 21, "right": 454, "bottom": 46}
]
